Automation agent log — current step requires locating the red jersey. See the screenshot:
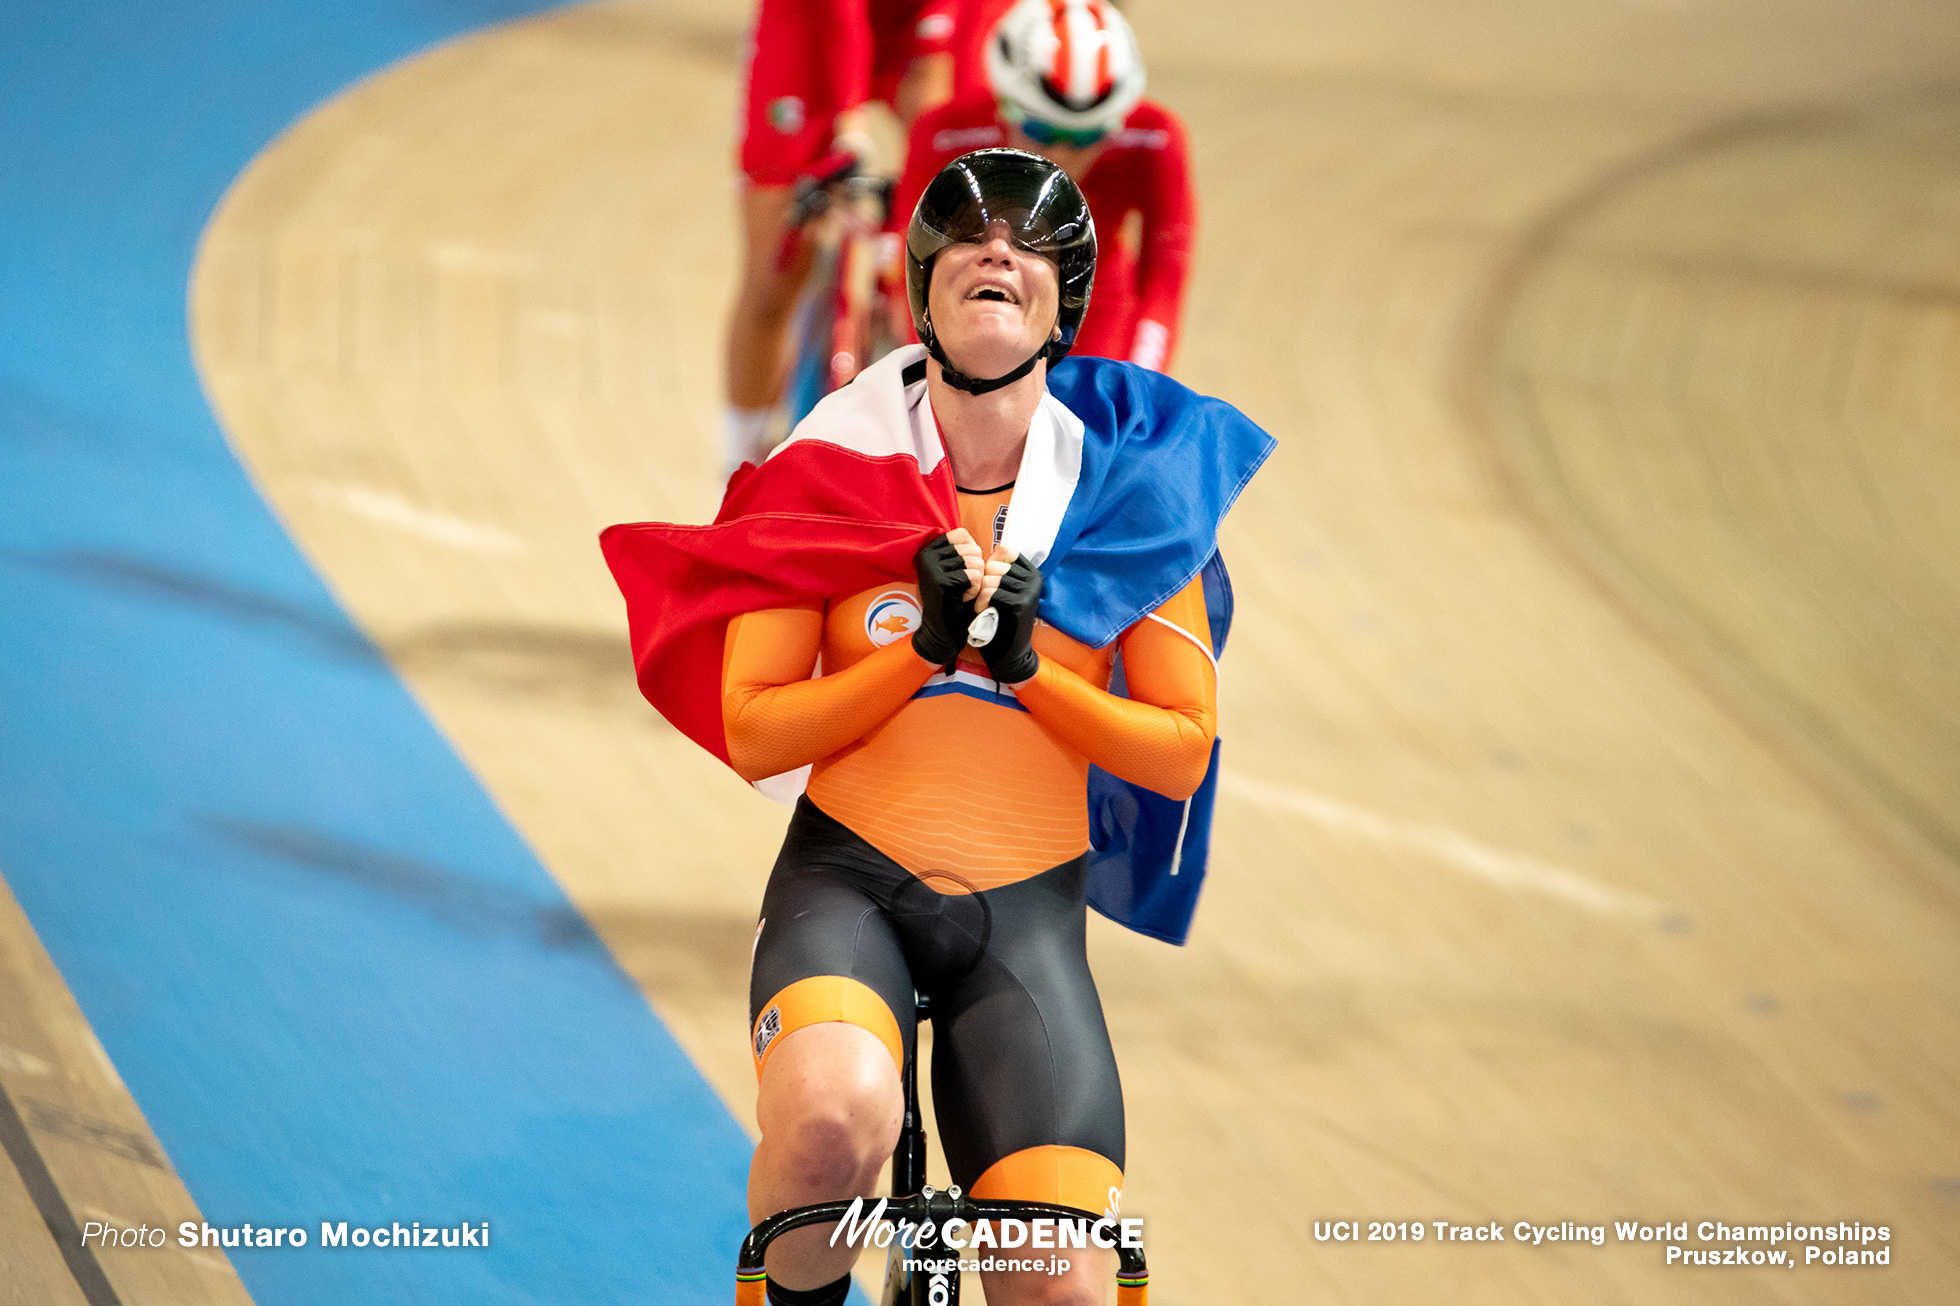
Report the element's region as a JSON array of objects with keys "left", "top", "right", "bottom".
[
  {"left": 740, "top": 0, "right": 959, "bottom": 186},
  {"left": 890, "top": 92, "right": 1195, "bottom": 370},
  {"left": 945, "top": 0, "right": 1016, "bottom": 102}
]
